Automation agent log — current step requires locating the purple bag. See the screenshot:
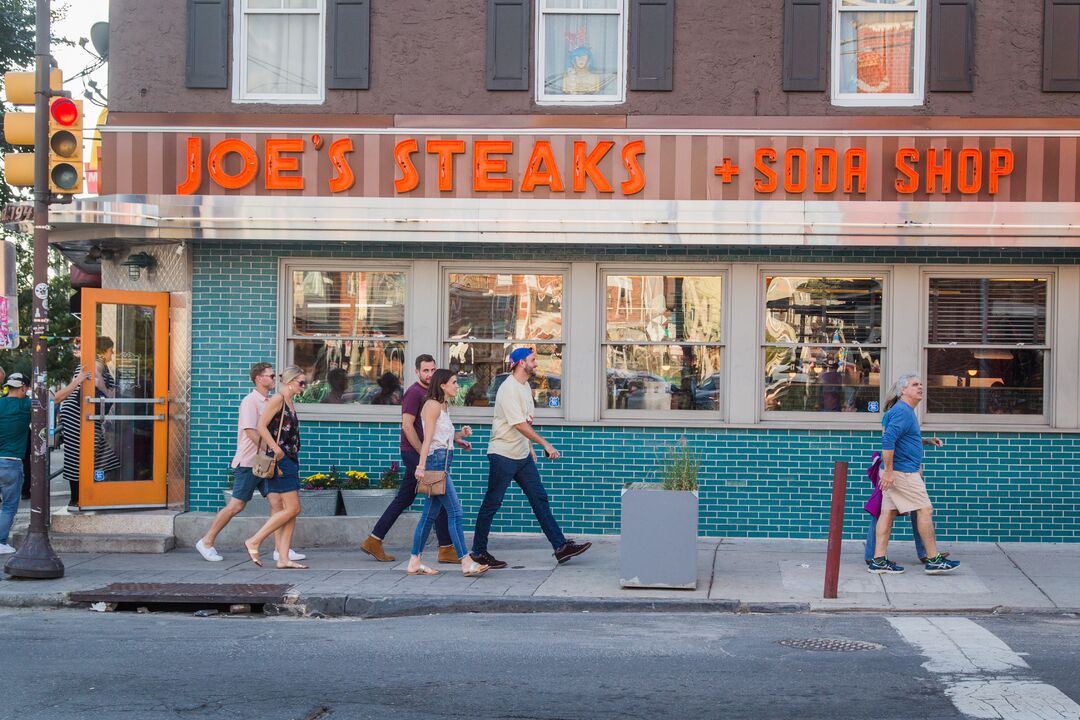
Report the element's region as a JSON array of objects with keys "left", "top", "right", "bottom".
[{"left": 863, "top": 452, "right": 883, "bottom": 517}]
